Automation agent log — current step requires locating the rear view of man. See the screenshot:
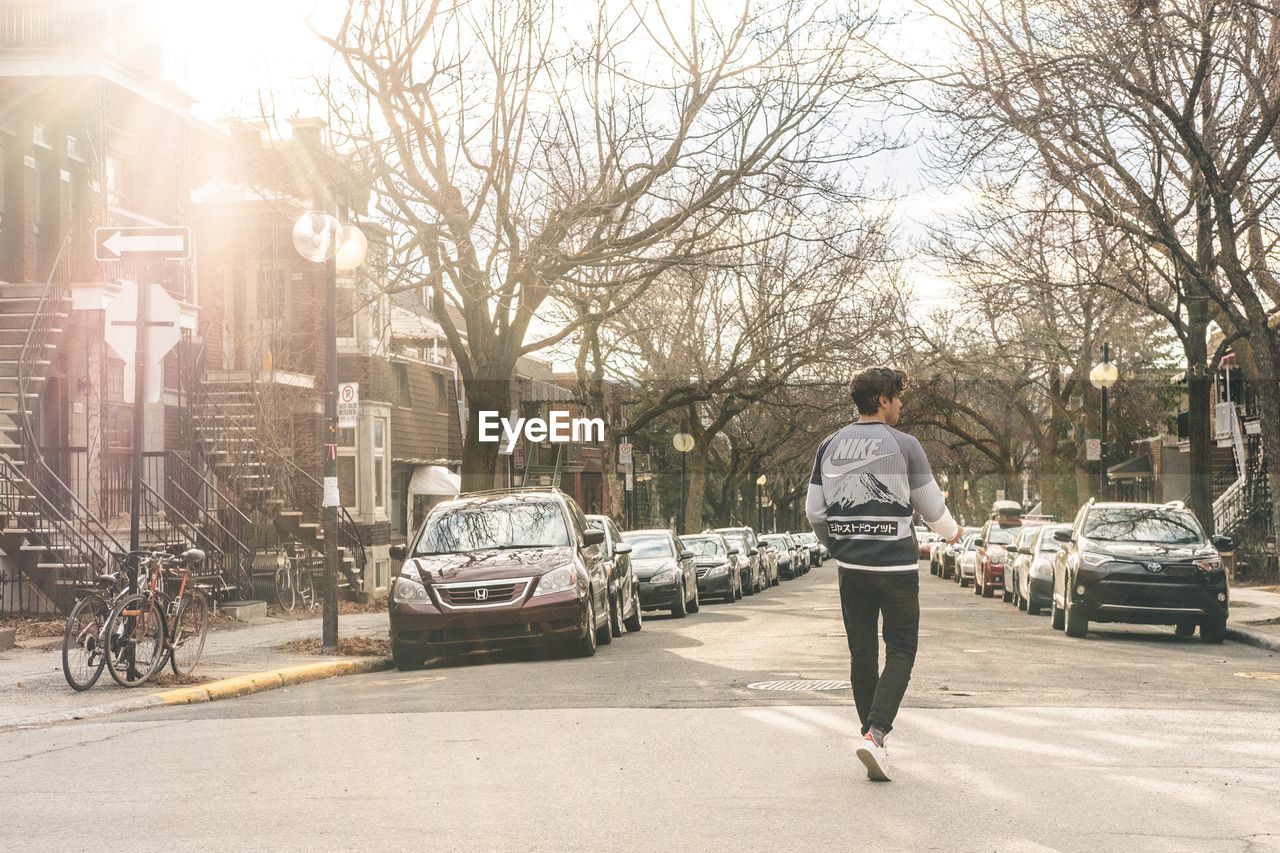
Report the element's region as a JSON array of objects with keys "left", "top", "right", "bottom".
[{"left": 806, "top": 366, "right": 962, "bottom": 782}]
